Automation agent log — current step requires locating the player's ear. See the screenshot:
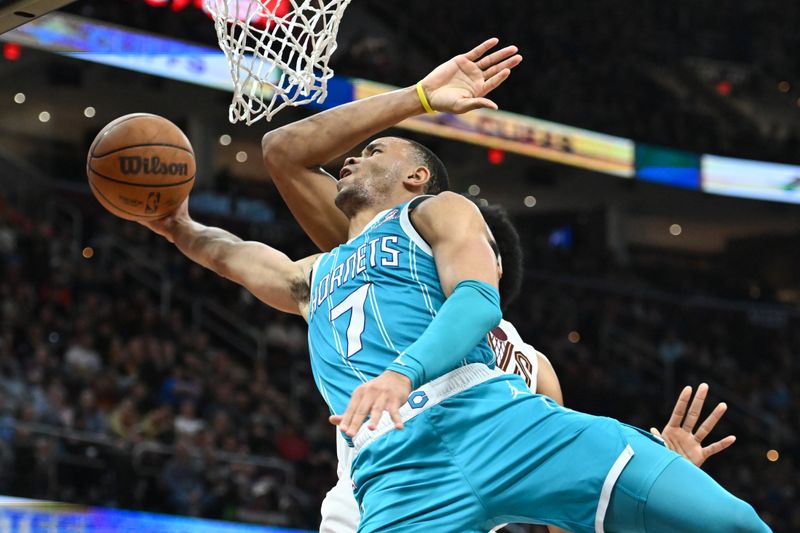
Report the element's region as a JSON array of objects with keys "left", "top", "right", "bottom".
[{"left": 404, "top": 165, "right": 431, "bottom": 193}]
